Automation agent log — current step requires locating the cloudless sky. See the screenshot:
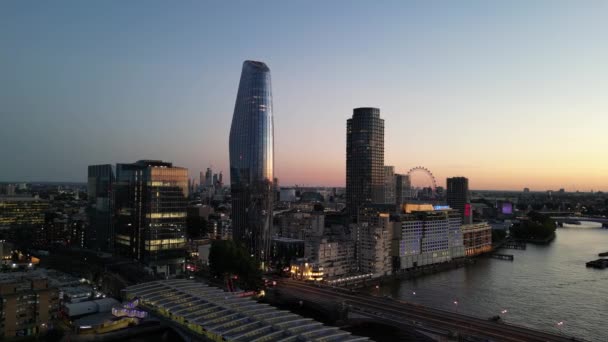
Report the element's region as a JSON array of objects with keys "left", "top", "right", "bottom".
[{"left": 2, "top": 1, "right": 608, "bottom": 191}]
